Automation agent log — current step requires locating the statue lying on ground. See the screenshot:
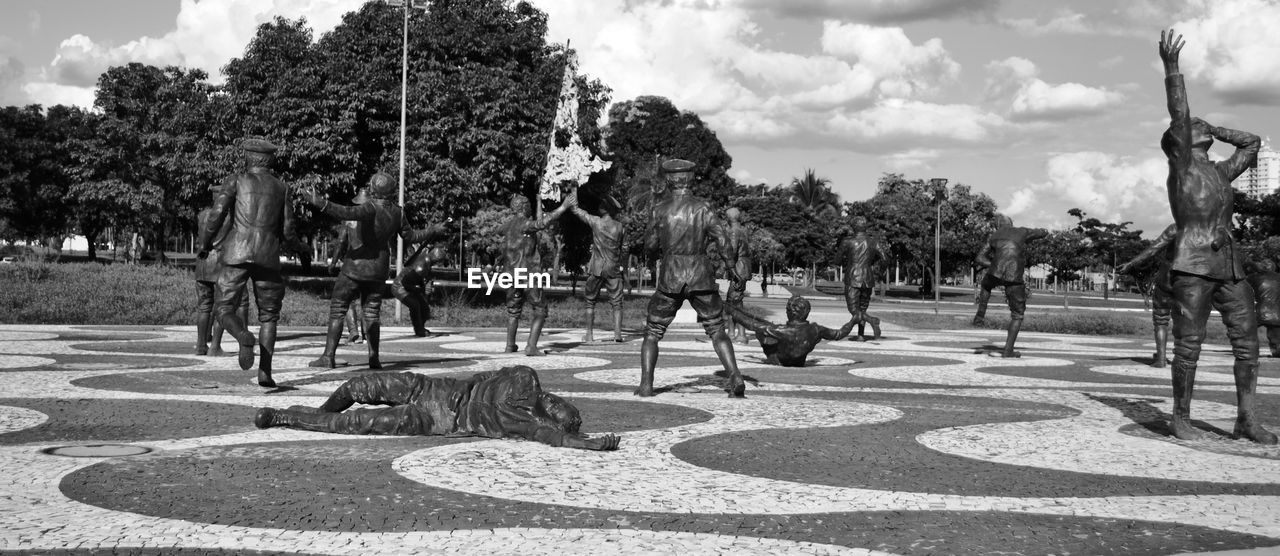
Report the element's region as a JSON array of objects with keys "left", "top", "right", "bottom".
[
  {"left": 254, "top": 365, "right": 620, "bottom": 451},
  {"left": 726, "top": 296, "right": 855, "bottom": 367}
]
